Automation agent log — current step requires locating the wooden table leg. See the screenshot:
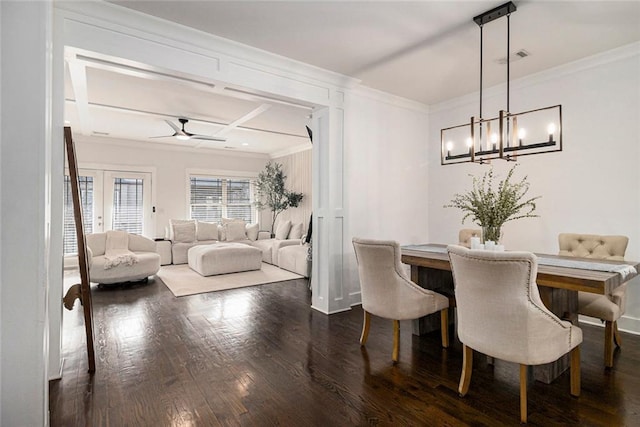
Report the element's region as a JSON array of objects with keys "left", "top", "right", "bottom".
[
  {"left": 533, "top": 286, "right": 578, "bottom": 384},
  {"left": 411, "top": 266, "right": 456, "bottom": 336}
]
